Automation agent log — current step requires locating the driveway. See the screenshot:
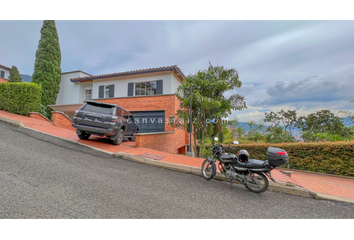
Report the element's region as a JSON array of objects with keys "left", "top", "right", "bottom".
[{"left": 1, "top": 122, "right": 354, "bottom": 218}]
